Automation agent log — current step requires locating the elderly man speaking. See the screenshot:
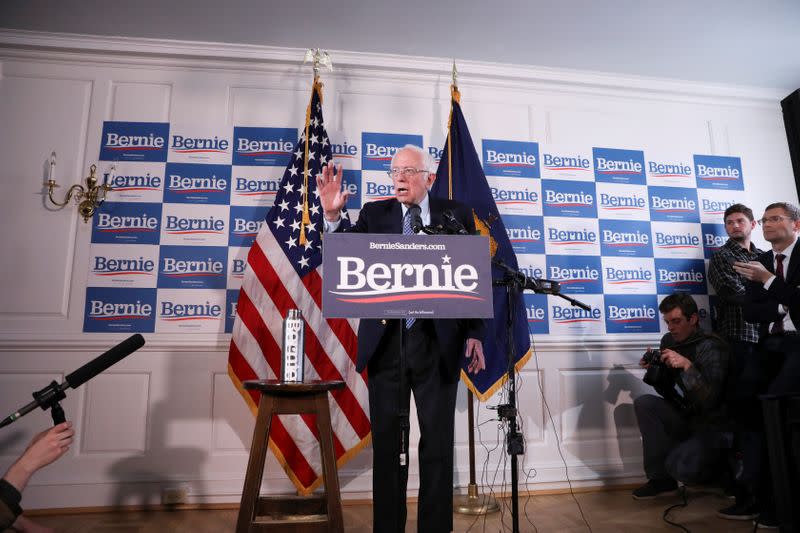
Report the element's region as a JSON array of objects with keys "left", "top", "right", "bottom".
[{"left": 317, "top": 144, "right": 486, "bottom": 533}]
